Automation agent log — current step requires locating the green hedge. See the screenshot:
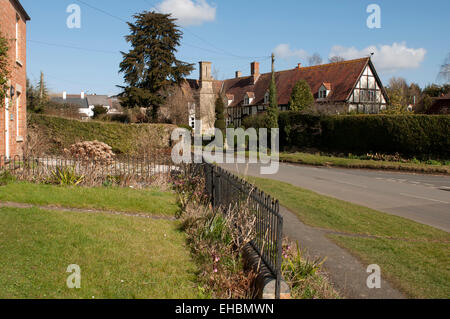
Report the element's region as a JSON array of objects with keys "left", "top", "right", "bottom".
[
  {"left": 28, "top": 114, "right": 176, "bottom": 155},
  {"left": 243, "top": 112, "right": 450, "bottom": 159}
]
